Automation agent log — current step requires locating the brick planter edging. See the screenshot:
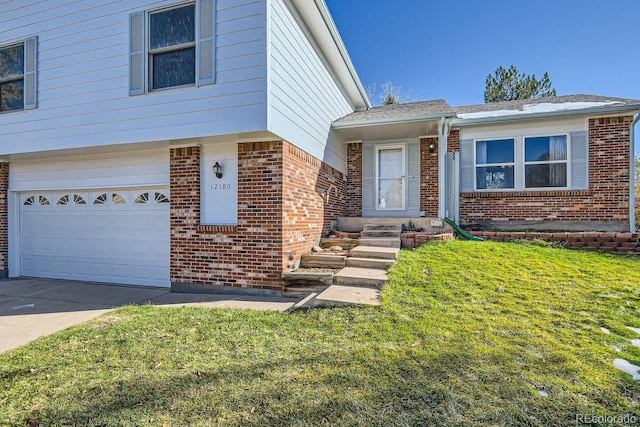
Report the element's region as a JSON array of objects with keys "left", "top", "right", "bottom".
[
  {"left": 469, "top": 231, "right": 640, "bottom": 254},
  {"left": 401, "top": 232, "right": 454, "bottom": 249}
]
